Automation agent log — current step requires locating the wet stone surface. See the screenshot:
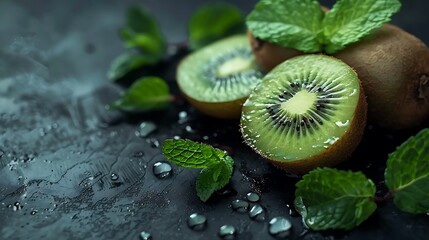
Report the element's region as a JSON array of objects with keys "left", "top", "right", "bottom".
[{"left": 1, "top": 1, "right": 429, "bottom": 240}]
